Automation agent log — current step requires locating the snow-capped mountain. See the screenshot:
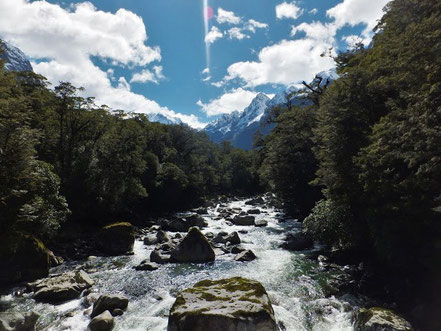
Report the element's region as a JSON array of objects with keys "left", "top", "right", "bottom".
[
  {"left": 148, "top": 113, "right": 183, "bottom": 126},
  {"left": 204, "top": 69, "right": 339, "bottom": 150},
  {"left": 0, "top": 40, "right": 33, "bottom": 72}
]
